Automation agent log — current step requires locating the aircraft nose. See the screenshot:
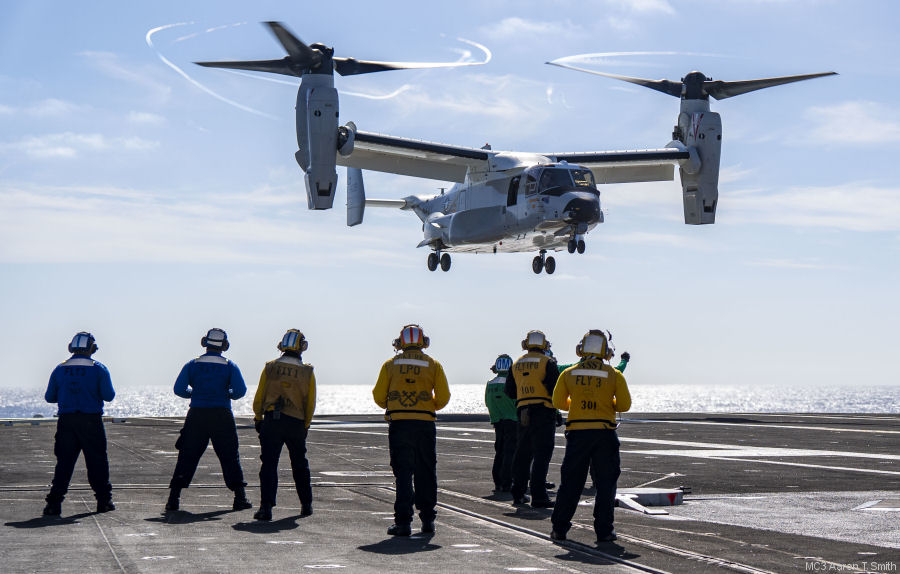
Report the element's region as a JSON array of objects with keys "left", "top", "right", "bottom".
[{"left": 563, "top": 196, "right": 600, "bottom": 223}]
